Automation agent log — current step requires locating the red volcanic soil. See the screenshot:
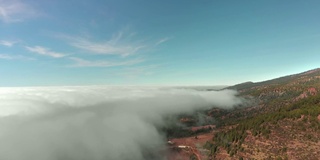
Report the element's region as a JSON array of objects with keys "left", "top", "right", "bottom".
[
  {"left": 295, "top": 87, "right": 318, "bottom": 101},
  {"left": 180, "top": 118, "right": 196, "bottom": 123},
  {"left": 167, "top": 132, "right": 215, "bottom": 160},
  {"left": 191, "top": 125, "right": 216, "bottom": 132}
]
